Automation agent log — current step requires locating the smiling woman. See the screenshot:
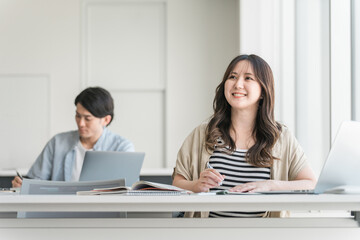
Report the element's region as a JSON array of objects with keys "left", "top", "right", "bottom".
[{"left": 172, "top": 54, "right": 317, "bottom": 218}]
